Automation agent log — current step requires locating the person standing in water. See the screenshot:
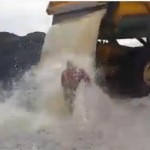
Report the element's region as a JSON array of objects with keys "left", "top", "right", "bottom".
[{"left": 61, "top": 60, "right": 90, "bottom": 112}]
